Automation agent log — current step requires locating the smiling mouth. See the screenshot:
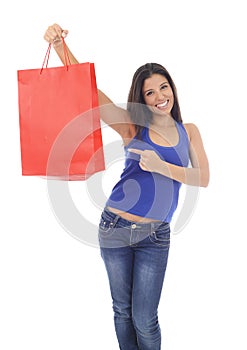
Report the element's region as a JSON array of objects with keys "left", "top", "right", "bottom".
[{"left": 156, "top": 100, "right": 169, "bottom": 109}]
